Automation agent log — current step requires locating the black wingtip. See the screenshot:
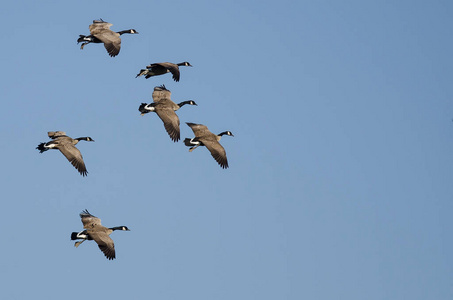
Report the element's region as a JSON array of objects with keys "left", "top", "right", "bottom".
[
  {"left": 80, "top": 209, "right": 92, "bottom": 217},
  {"left": 78, "top": 169, "right": 88, "bottom": 177}
]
